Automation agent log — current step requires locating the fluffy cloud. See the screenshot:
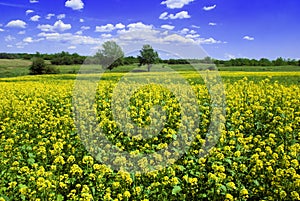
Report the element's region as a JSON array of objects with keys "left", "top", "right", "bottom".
[
  {"left": 243, "top": 36, "right": 254, "bottom": 41},
  {"left": 95, "top": 23, "right": 125, "bottom": 32},
  {"left": 65, "top": 0, "right": 84, "bottom": 10},
  {"left": 161, "top": 0, "right": 194, "bottom": 9},
  {"left": 38, "top": 32, "right": 101, "bottom": 45},
  {"left": 23, "top": 37, "right": 33, "bottom": 43},
  {"left": 0, "top": 28, "right": 4, "bottom": 32},
  {"left": 197, "top": 37, "right": 222, "bottom": 44},
  {"left": 209, "top": 22, "right": 217, "bottom": 26},
  {"left": 30, "top": 15, "right": 41, "bottom": 22},
  {"left": 22, "top": 37, "right": 44, "bottom": 44},
  {"left": 57, "top": 14, "right": 66, "bottom": 20},
  {"left": 127, "top": 22, "right": 153, "bottom": 30},
  {"left": 203, "top": 5, "right": 216, "bottom": 11},
  {"left": 5, "top": 35, "right": 16, "bottom": 42},
  {"left": 161, "top": 24, "right": 175, "bottom": 30},
  {"left": 46, "top": 14, "right": 55, "bottom": 20},
  {"left": 101, "top": 34, "right": 112, "bottom": 38},
  {"left": 26, "top": 9, "right": 34, "bottom": 15},
  {"left": 180, "top": 28, "right": 189, "bottom": 34},
  {"left": 37, "top": 20, "right": 72, "bottom": 32},
  {"left": 79, "top": 18, "right": 84, "bottom": 23},
  {"left": 81, "top": 26, "right": 90, "bottom": 30},
  {"left": 68, "top": 46, "right": 76, "bottom": 49},
  {"left": 6, "top": 20, "right": 27, "bottom": 28},
  {"left": 159, "top": 11, "right": 191, "bottom": 20},
  {"left": 159, "top": 12, "right": 169, "bottom": 20},
  {"left": 29, "top": 0, "right": 39, "bottom": 3}
]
